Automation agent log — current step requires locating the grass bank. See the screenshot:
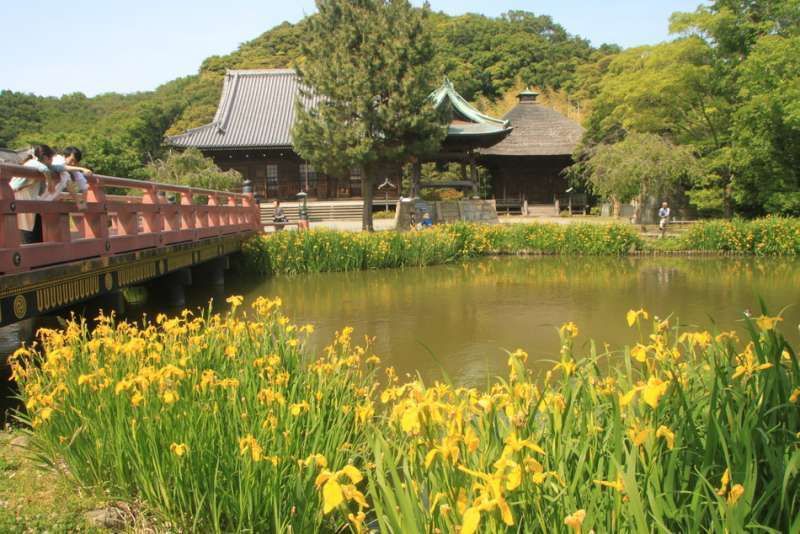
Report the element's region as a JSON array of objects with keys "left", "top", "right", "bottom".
[
  {"left": 9, "top": 300, "right": 800, "bottom": 532},
  {"left": 242, "top": 218, "right": 800, "bottom": 276},
  {"left": 0, "top": 429, "right": 102, "bottom": 531}
]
